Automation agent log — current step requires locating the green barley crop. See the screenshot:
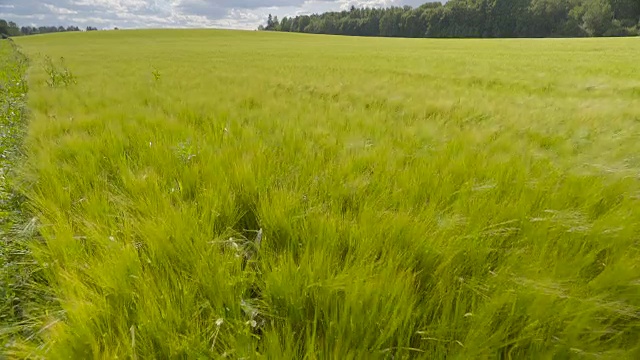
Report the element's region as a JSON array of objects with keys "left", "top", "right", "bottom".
[{"left": 2, "top": 30, "right": 639, "bottom": 358}]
